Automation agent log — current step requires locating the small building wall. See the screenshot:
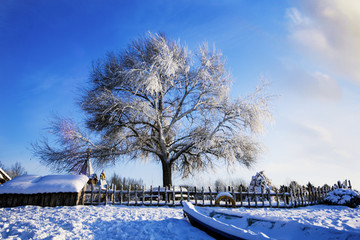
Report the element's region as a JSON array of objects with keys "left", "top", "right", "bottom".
[{"left": 0, "top": 186, "right": 86, "bottom": 207}]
